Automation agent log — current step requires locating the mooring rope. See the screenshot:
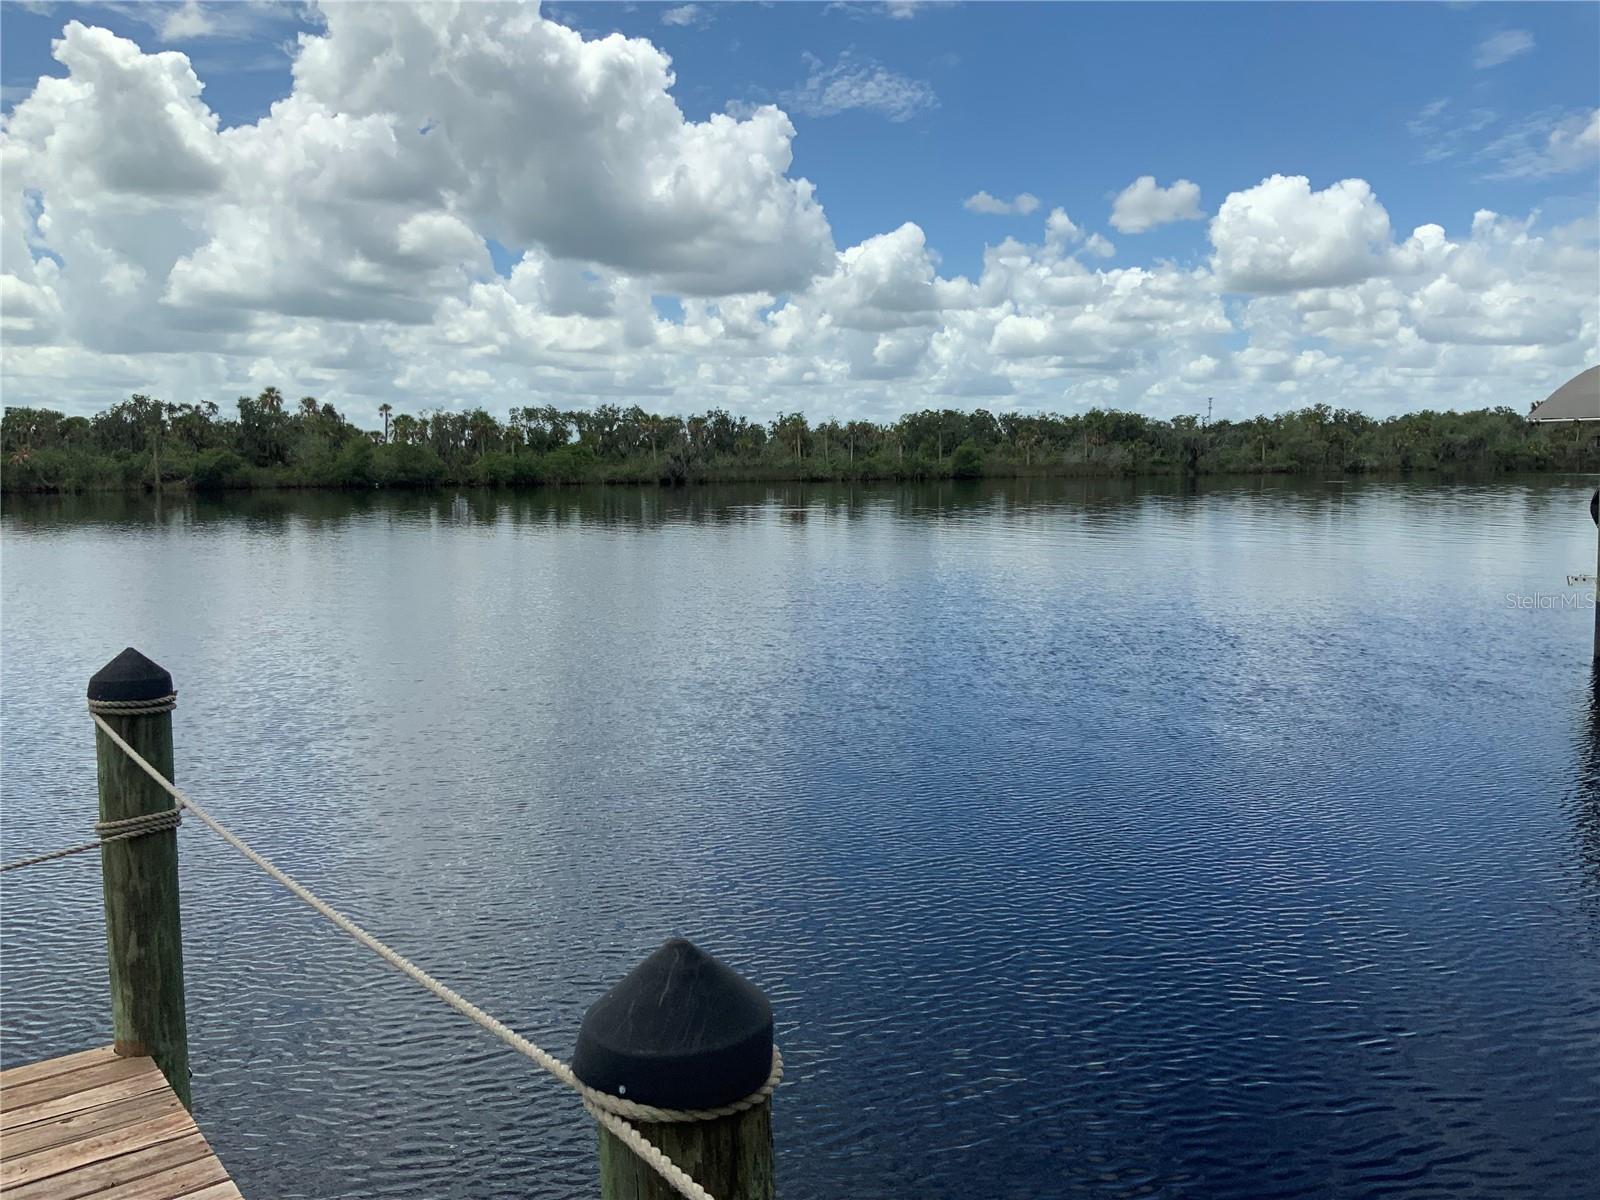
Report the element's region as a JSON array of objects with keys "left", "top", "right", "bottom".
[
  {"left": 88, "top": 694, "right": 179, "bottom": 716},
  {"left": 1, "top": 695, "right": 185, "bottom": 873},
  {"left": 85, "top": 706, "right": 780, "bottom": 1200},
  {"left": 0, "top": 807, "right": 182, "bottom": 873}
]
